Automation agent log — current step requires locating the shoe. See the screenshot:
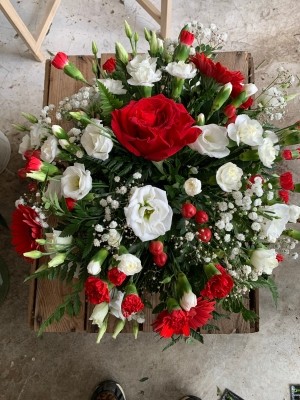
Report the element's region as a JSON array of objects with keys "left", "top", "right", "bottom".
[
  {"left": 179, "top": 396, "right": 202, "bottom": 400},
  {"left": 91, "top": 380, "right": 126, "bottom": 400}
]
